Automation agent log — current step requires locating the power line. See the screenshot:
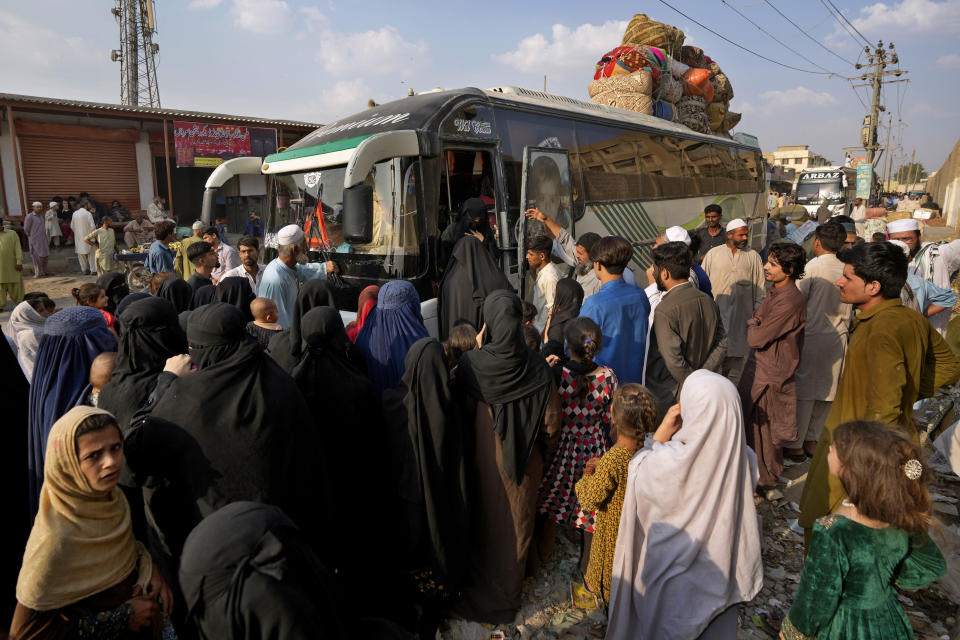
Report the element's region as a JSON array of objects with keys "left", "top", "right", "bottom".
[
  {"left": 763, "top": 0, "right": 857, "bottom": 66},
  {"left": 722, "top": 0, "right": 841, "bottom": 74},
  {"left": 818, "top": 0, "right": 868, "bottom": 49},
  {"left": 657, "top": 0, "right": 837, "bottom": 75},
  {"left": 824, "top": 0, "right": 872, "bottom": 47}
]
